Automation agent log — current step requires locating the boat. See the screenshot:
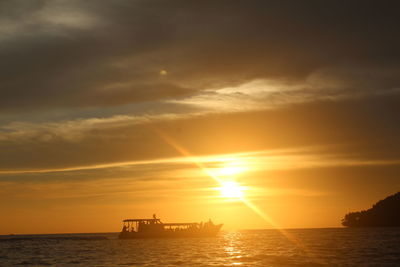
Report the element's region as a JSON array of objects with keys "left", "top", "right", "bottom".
[{"left": 118, "top": 215, "right": 223, "bottom": 239}]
